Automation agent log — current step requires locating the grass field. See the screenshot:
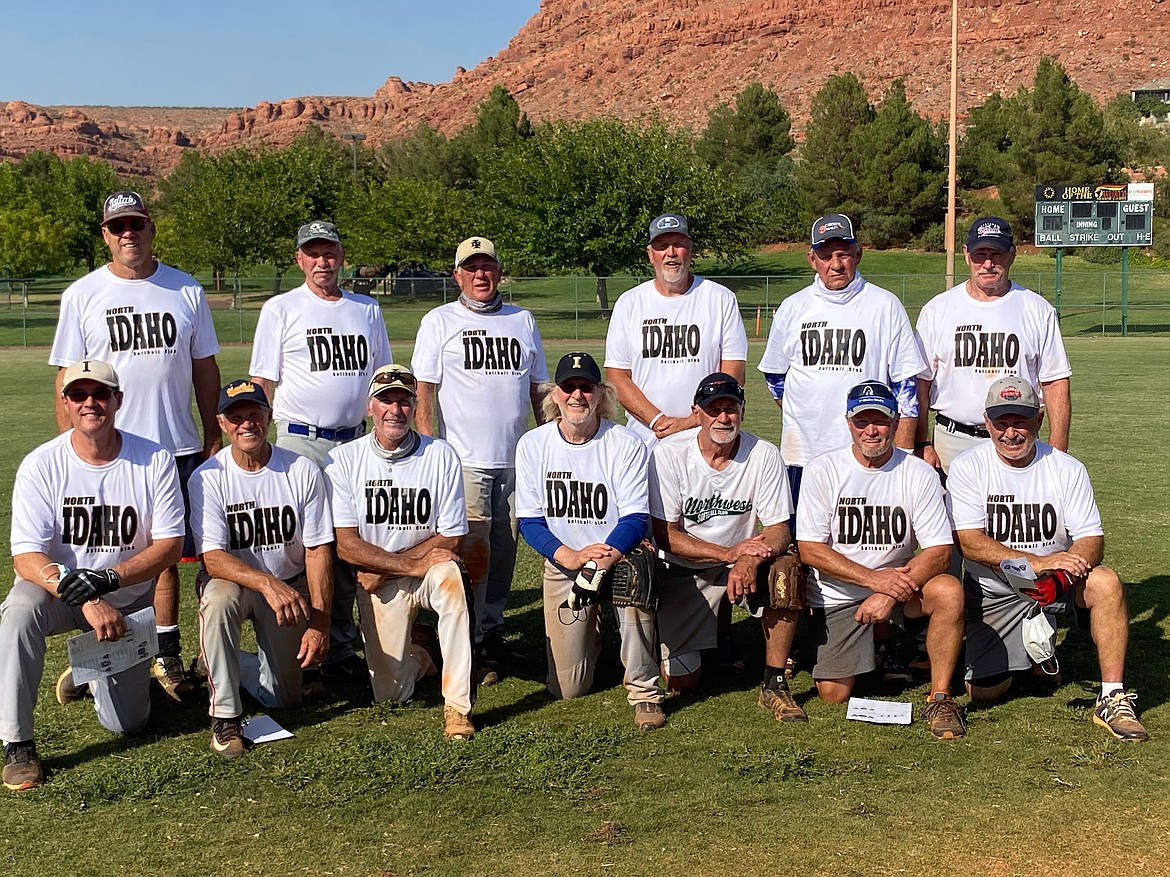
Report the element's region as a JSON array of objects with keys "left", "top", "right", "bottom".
[{"left": 1, "top": 339, "right": 1169, "bottom": 877}]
